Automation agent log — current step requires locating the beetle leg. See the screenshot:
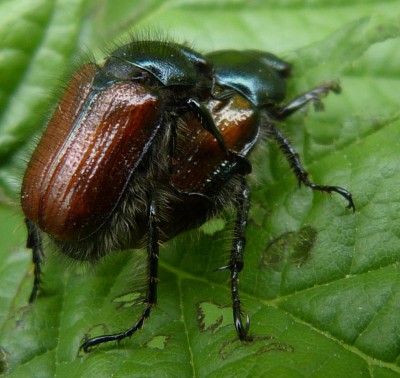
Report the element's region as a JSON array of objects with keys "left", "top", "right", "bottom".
[
  {"left": 267, "top": 125, "right": 355, "bottom": 212},
  {"left": 227, "top": 177, "right": 252, "bottom": 340},
  {"left": 25, "top": 218, "right": 44, "bottom": 303},
  {"left": 276, "top": 81, "right": 341, "bottom": 119},
  {"left": 80, "top": 195, "right": 160, "bottom": 352},
  {"left": 187, "top": 98, "right": 230, "bottom": 155}
]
